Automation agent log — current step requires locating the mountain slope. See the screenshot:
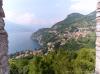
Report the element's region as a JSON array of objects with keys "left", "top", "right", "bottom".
[
  {"left": 32, "top": 11, "right": 96, "bottom": 47},
  {"left": 52, "top": 12, "right": 96, "bottom": 30}
]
